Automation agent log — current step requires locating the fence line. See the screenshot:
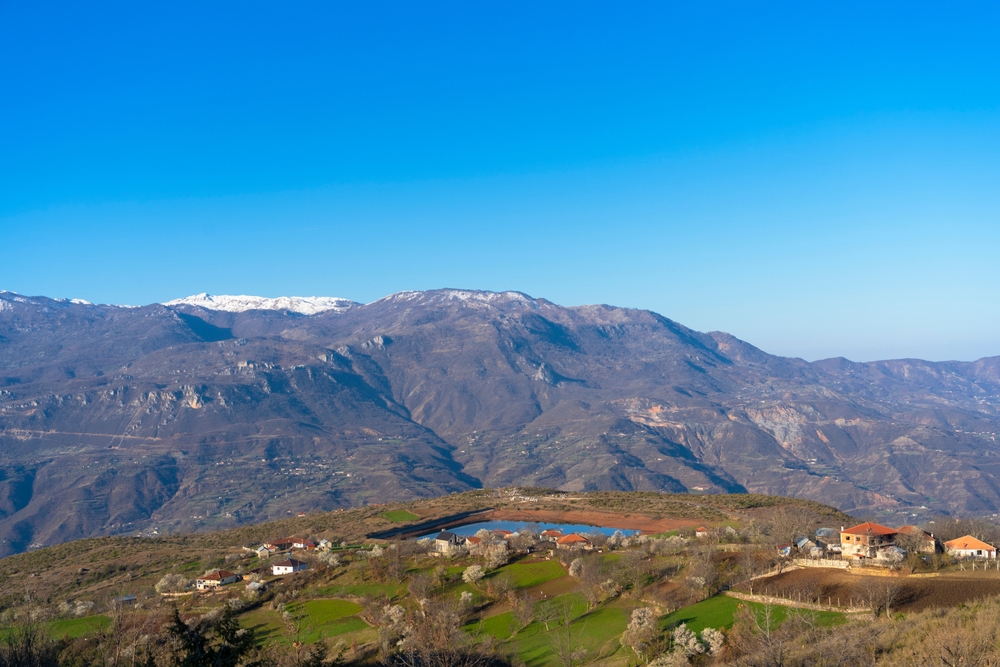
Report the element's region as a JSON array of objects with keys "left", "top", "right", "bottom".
[
  {"left": 793, "top": 558, "right": 849, "bottom": 569},
  {"left": 725, "top": 590, "right": 866, "bottom": 614}
]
